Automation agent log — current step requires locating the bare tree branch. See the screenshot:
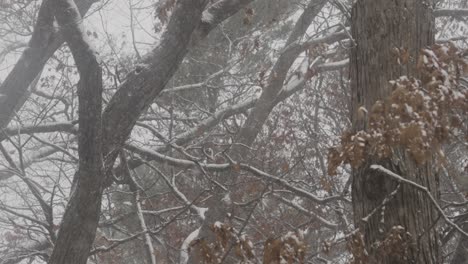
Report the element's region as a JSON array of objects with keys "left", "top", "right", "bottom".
[
  {"left": 370, "top": 165, "right": 468, "bottom": 238},
  {"left": 434, "top": 8, "right": 468, "bottom": 18},
  {"left": 0, "top": 0, "right": 97, "bottom": 130}
]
